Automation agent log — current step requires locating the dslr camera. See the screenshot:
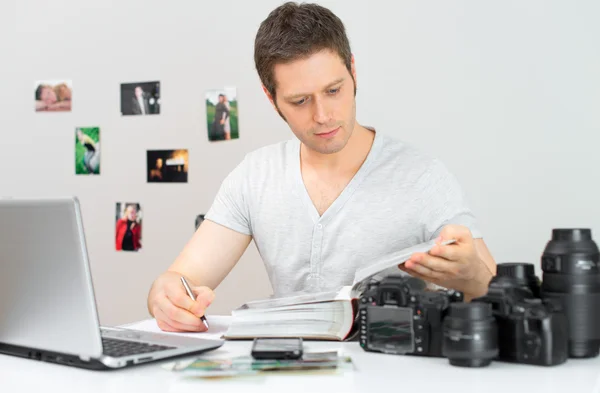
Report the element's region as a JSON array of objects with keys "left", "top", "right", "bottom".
[
  {"left": 358, "top": 274, "right": 463, "bottom": 357},
  {"left": 472, "top": 263, "right": 569, "bottom": 366}
]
